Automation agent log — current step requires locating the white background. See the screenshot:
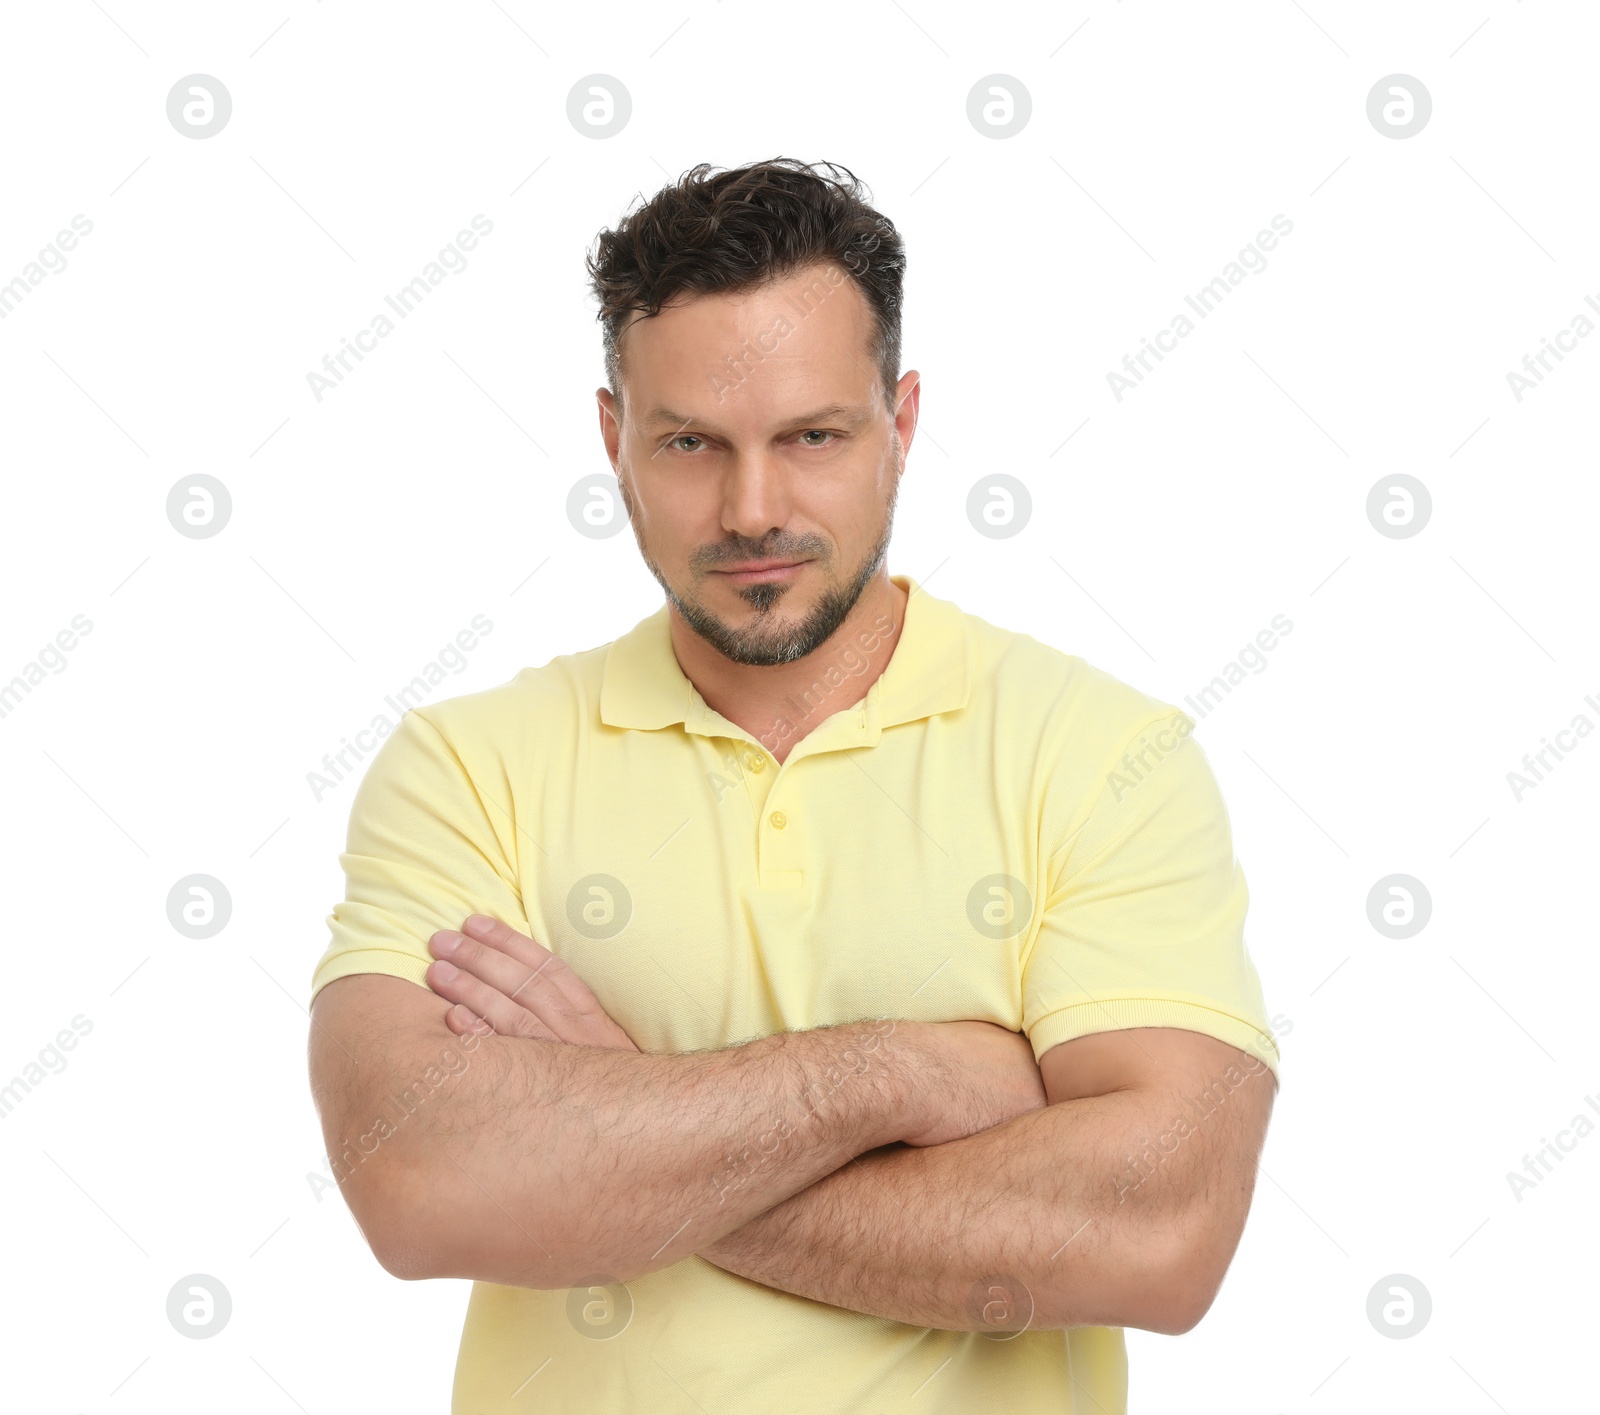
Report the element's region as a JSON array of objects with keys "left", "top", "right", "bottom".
[{"left": 2, "top": 1, "right": 1595, "bottom": 1410}]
